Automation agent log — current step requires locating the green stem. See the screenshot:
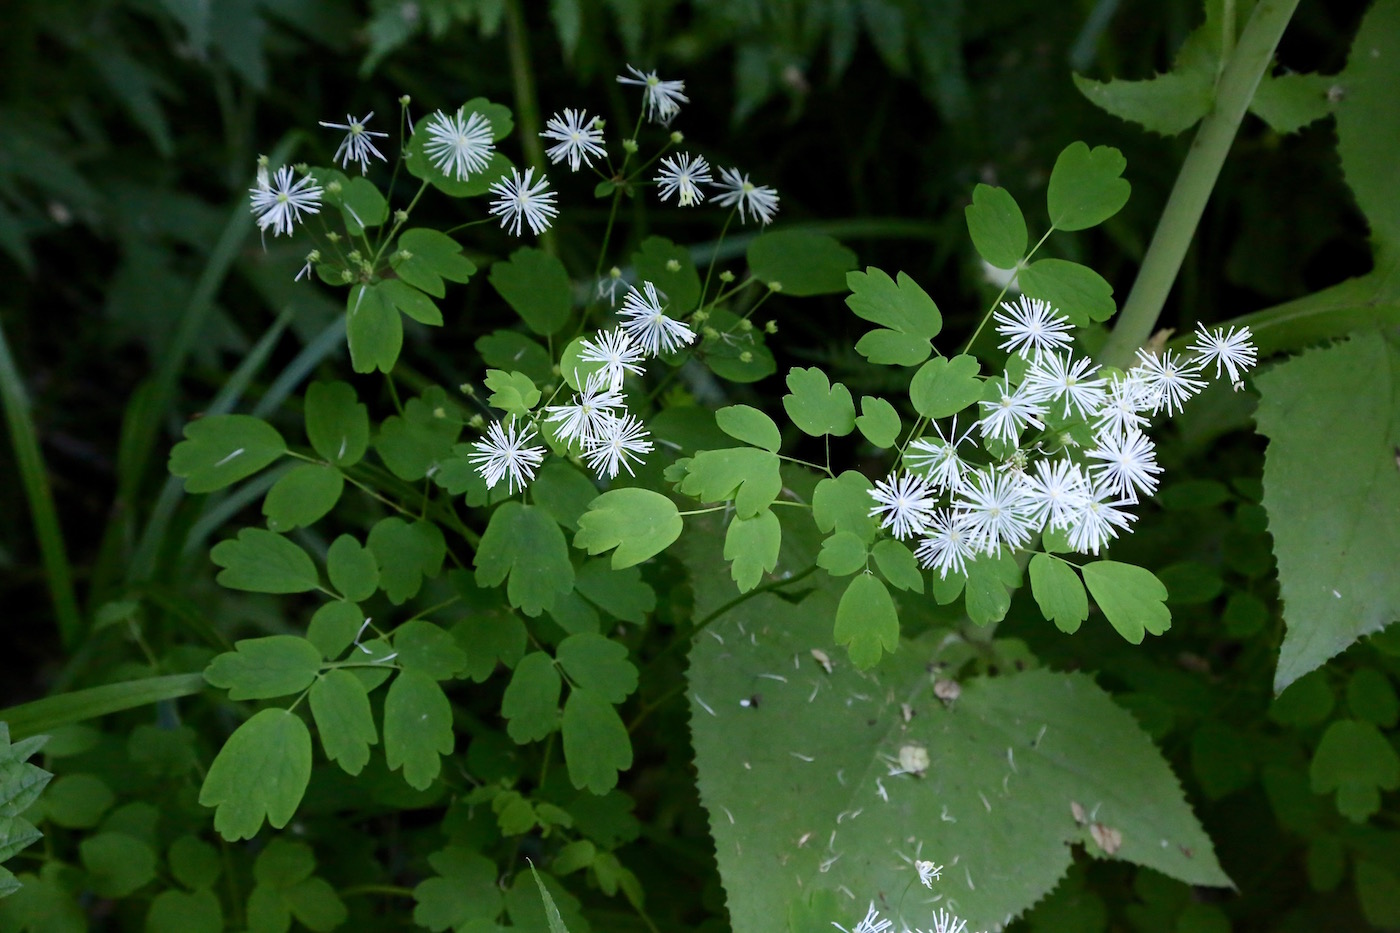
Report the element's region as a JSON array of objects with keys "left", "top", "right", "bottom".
[
  {"left": 1098, "top": 0, "right": 1301, "bottom": 369},
  {"left": 504, "top": 0, "right": 557, "bottom": 256},
  {"left": 0, "top": 320, "right": 82, "bottom": 648},
  {"left": 339, "top": 884, "right": 416, "bottom": 899},
  {"left": 0, "top": 673, "right": 206, "bottom": 739}
]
